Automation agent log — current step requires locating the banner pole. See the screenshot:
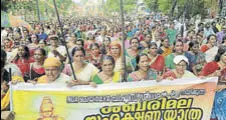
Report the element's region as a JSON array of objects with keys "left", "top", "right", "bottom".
[
  {"left": 120, "top": 0, "right": 127, "bottom": 82},
  {"left": 52, "top": 0, "right": 77, "bottom": 80}
]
